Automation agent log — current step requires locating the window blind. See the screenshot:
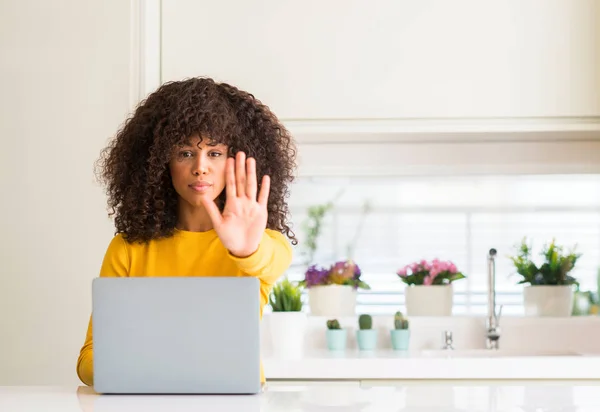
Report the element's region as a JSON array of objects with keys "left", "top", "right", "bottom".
[{"left": 275, "top": 174, "right": 600, "bottom": 316}]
